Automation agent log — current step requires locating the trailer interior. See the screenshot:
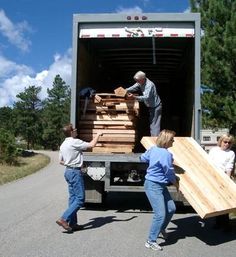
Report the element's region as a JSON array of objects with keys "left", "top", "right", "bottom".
[{"left": 77, "top": 35, "right": 195, "bottom": 149}]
